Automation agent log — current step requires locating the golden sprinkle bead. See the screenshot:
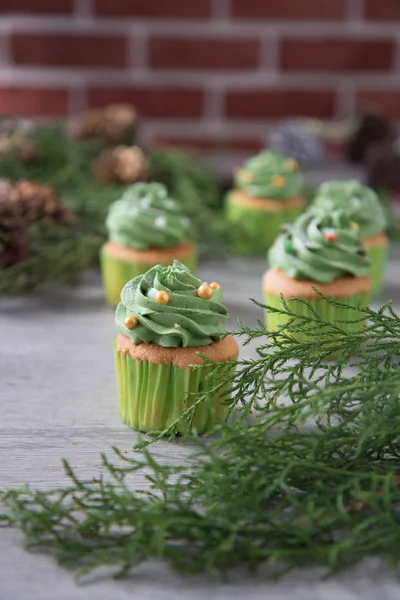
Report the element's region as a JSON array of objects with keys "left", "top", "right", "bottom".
[
  {"left": 351, "top": 221, "right": 359, "bottom": 231},
  {"left": 155, "top": 290, "right": 169, "bottom": 305},
  {"left": 210, "top": 281, "right": 221, "bottom": 290},
  {"left": 197, "top": 283, "right": 214, "bottom": 300},
  {"left": 286, "top": 158, "right": 299, "bottom": 171},
  {"left": 271, "top": 174, "right": 285, "bottom": 188},
  {"left": 124, "top": 315, "right": 138, "bottom": 330}
]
